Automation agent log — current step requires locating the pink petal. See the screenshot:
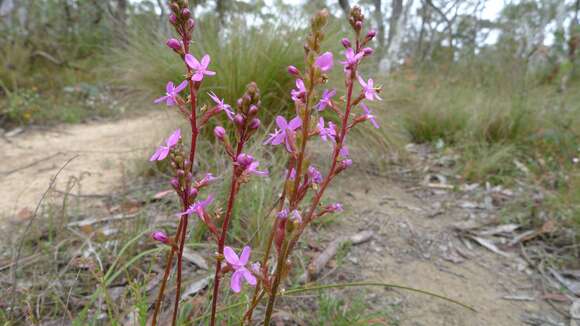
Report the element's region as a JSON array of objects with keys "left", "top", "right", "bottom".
[
  {"left": 239, "top": 246, "right": 251, "bottom": 265},
  {"left": 275, "top": 116, "right": 288, "bottom": 129},
  {"left": 149, "top": 148, "right": 161, "bottom": 161},
  {"left": 191, "top": 72, "right": 204, "bottom": 82},
  {"left": 154, "top": 96, "right": 167, "bottom": 104},
  {"left": 357, "top": 75, "right": 367, "bottom": 88},
  {"left": 184, "top": 54, "right": 199, "bottom": 69},
  {"left": 201, "top": 54, "right": 211, "bottom": 67},
  {"left": 166, "top": 97, "right": 176, "bottom": 106},
  {"left": 175, "top": 80, "right": 188, "bottom": 93},
  {"left": 271, "top": 132, "right": 286, "bottom": 146},
  {"left": 224, "top": 246, "right": 240, "bottom": 266},
  {"left": 230, "top": 270, "right": 243, "bottom": 293},
  {"left": 315, "top": 52, "right": 334, "bottom": 71},
  {"left": 156, "top": 147, "right": 170, "bottom": 161},
  {"left": 288, "top": 116, "right": 302, "bottom": 130},
  {"left": 166, "top": 129, "right": 181, "bottom": 147},
  {"left": 166, "top": 81, "right": 174, "bottom": 93},
  {"left": 242, "top": 269, "right": 257, "bottom": 285},
  {"left": 204, "top": 70, "right": 216, "bottom": 76}
]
